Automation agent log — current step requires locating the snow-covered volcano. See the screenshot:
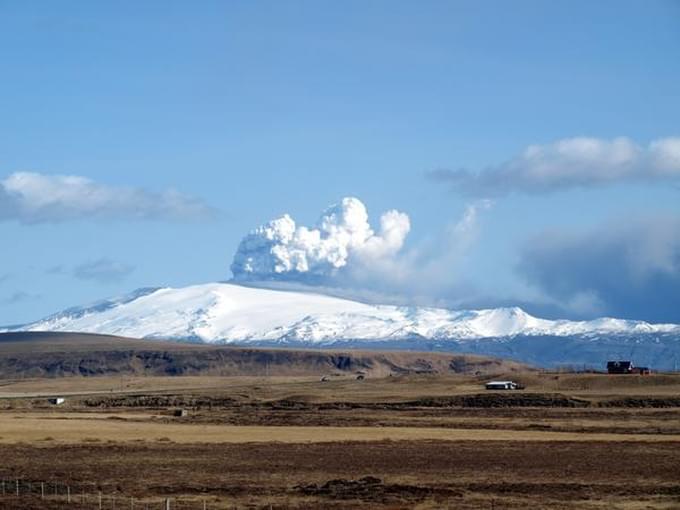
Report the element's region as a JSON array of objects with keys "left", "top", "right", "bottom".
[{"left": 5, "top": 282, "right": 680, "bottom": 368}]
